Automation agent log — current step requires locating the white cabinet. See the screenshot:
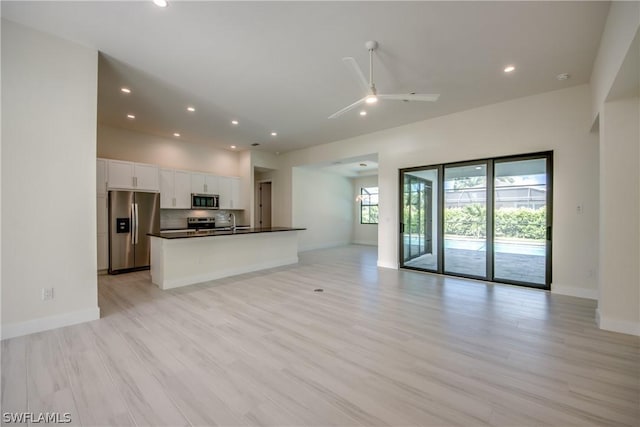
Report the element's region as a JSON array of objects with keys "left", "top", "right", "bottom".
[
  {"left": 107, "top": 160, "right": 159, "bottom": 191},
  {"left": 134, "top": 163, "right": 160, "bottom": 191},
  {"left": 160, "top": 169, "right": 192, "bottom": 209},
  {"left": 108, "top": 160, "right": 134, "bottom": 189},
  {"left": 191, "top": 173, "right": 219, "bottom": 195},
  {"left": 97, "top": 158, "right": 107, "bottom": 196},
  {"left": 160, "top": 169, "right": 174, "bottom": 208},
  {"left": 174, "top": 171, "right": 192, "bottom": 208},
  {"left": 219, "top": 176, "right": 242, "bottom": 209}
]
